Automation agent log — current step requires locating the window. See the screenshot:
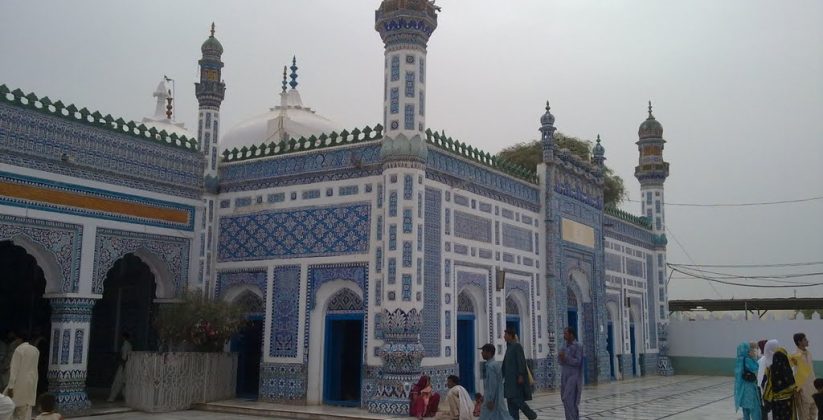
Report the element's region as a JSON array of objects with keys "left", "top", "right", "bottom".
[
  {"left": 419, "top": 90, "right": 425, "bottom": 115},
  {"left": 420, "top": 58, "right": 425, "bottom": 83},
  {"left": 405, "top": 71, "right": 415, "bottom": 97},
  {"left": 390, "top": 88, "right": 399, "bottom": 114},
  {"left": 404, "top": 104, "right": 415, "bottom": 130},
  {"left": 655, "top": 200, "right": 661, "bottom": 213},
  {"left": 391, "top": 55, "right": 399, "bottom": 81}
]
